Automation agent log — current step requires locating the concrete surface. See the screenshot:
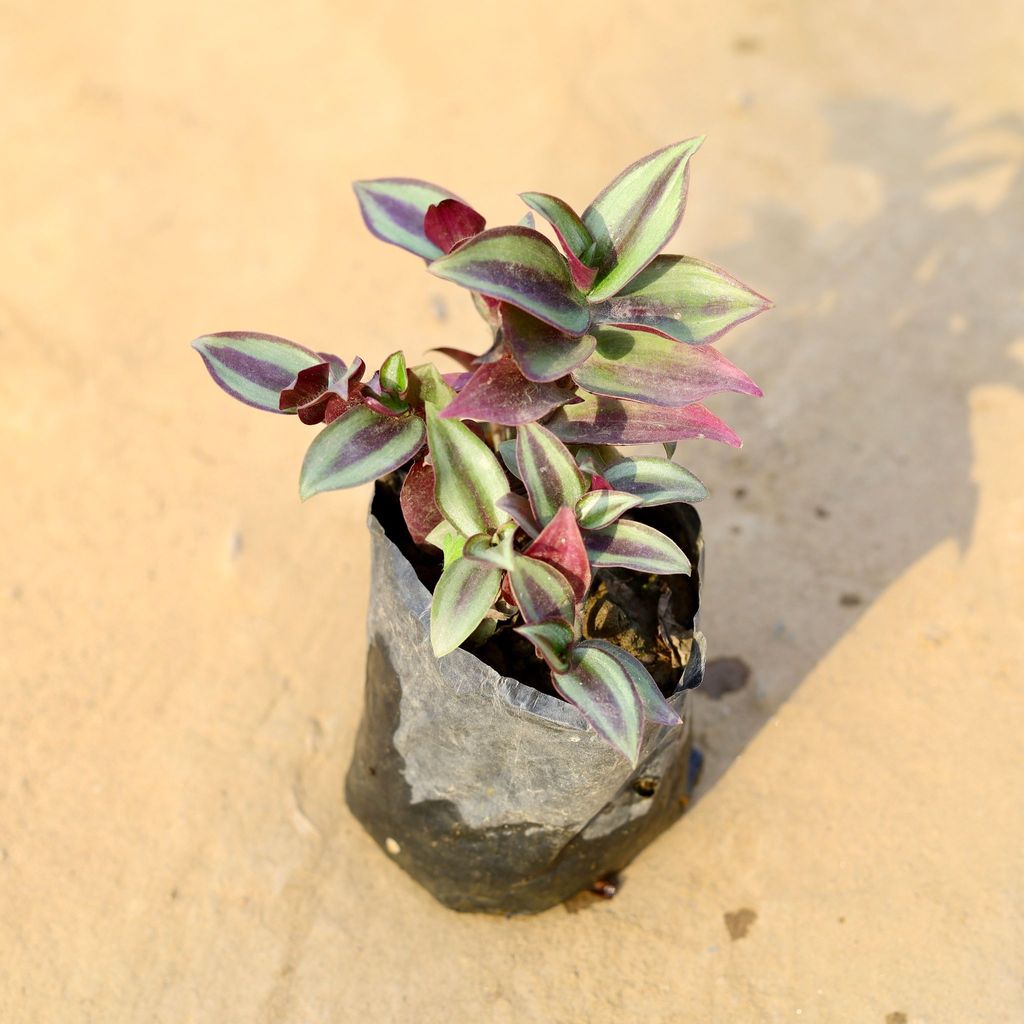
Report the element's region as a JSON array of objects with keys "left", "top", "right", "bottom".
[{"left": 1, "top": 1, "right": 1022, "bottom": 1021}]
